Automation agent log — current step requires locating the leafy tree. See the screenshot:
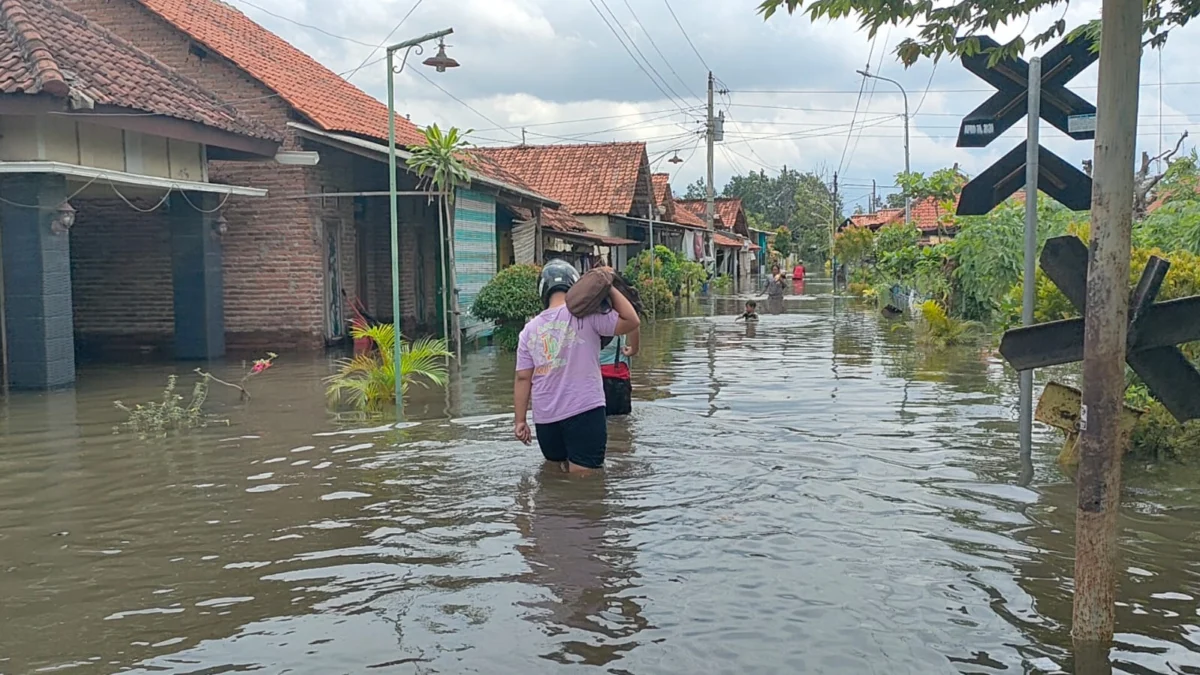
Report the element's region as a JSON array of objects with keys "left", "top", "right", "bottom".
[
  {"left": 884, "top": 192, "right": 906, "bottom": 209},
  {"left": 874, "top": 222, "right": 920, "bottom": 255},
  {"left": 896, "top": 167, "right": 966, "bottom": 238},
  {"left": 682, "top": 178, "right": 708, "bottom": 200},
  {"left": 833, "top": 225, "right": 875, "bottom": 275},
  {"left": 771, "top": 225, "right": 793, "bottom": 260},
  {"left": 1135, "top": 150, "right": 1200, "bottom": 254}
]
